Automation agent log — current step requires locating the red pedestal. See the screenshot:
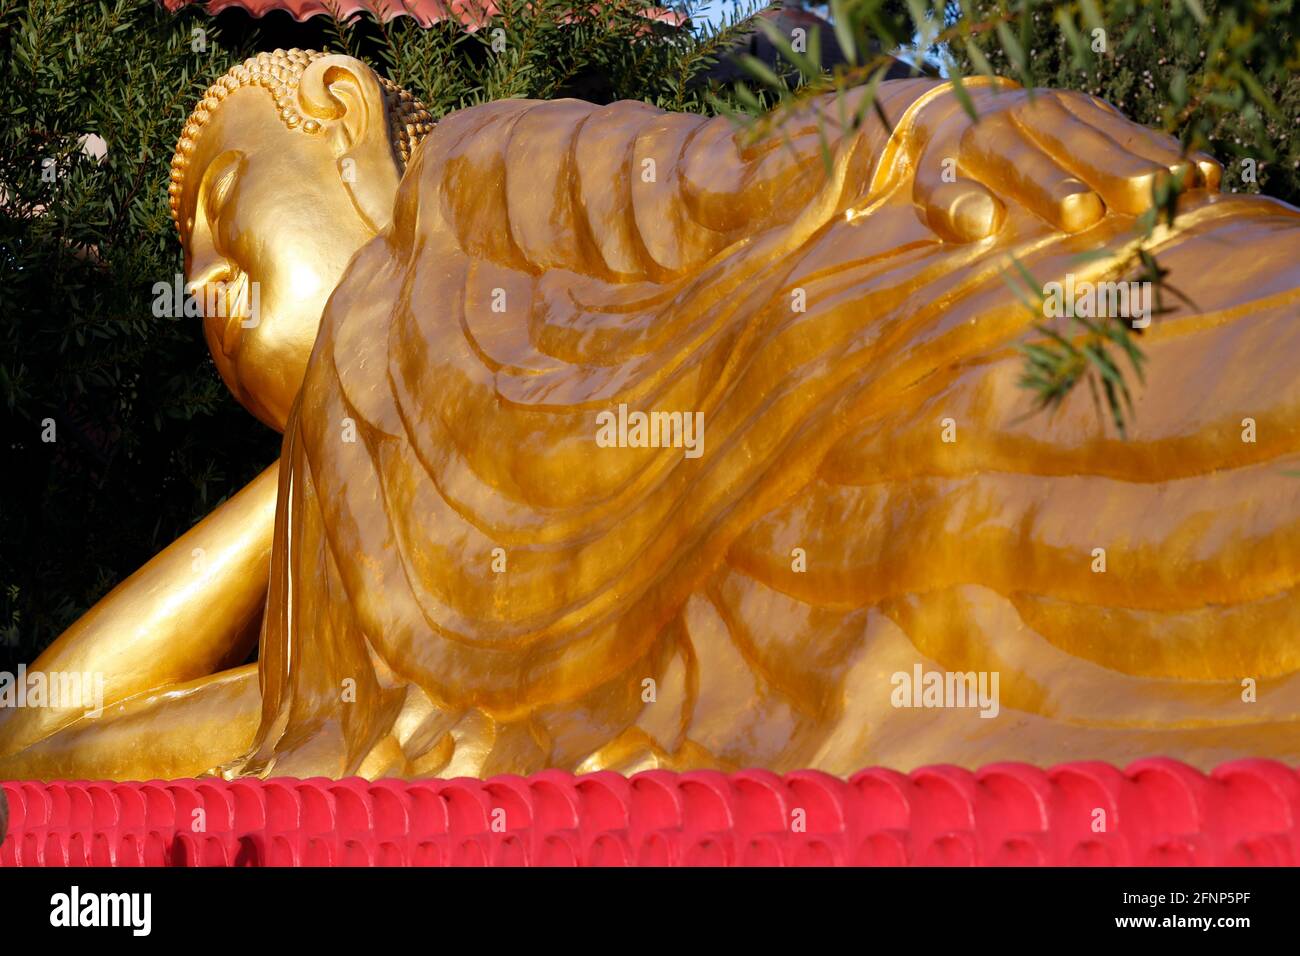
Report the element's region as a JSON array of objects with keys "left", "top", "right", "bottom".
[{"left": 3, "top": 759, "right": 1298, "bottom": 866}]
